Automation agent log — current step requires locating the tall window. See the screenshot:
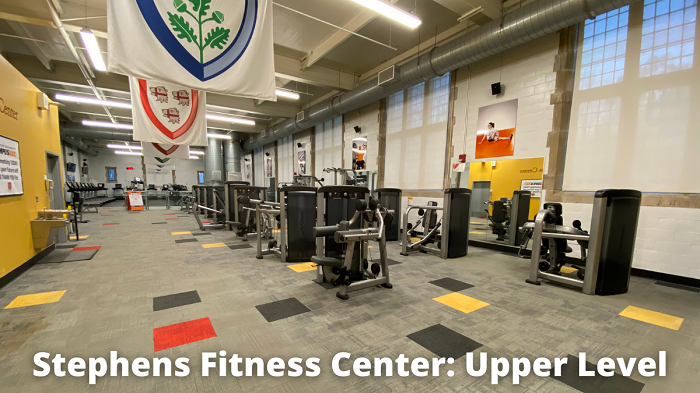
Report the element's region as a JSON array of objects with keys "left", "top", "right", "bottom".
[
  {"left": 406, "top": 82, "right": 425, "bottom": 129},
  {"left": 580, "top": 6, "right": 630, "bottom": 90},
  {"left": 314, "top": 116, "right": 342, "bottom": 176},
  {"left": 429, "top": 73, "right": 450, "bottom": 124},
  {"left": 197, "top": 171, "right": 204, "bottom": 184},
  {"left": 640, "top": 0, "right": 696, "bottom": 77},
  {"left": 276, "top": 135, "right": 294, "bottom": 183},
  {"left": 386, "top": 91, "right": 404, "bottom": 134},
  {"left": 106, "top": 167, "right": 117, "bottom": 182}
]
